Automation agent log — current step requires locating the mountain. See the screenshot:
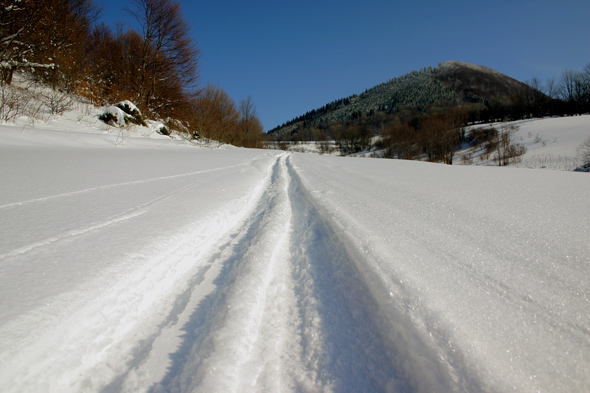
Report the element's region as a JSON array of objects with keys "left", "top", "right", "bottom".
[
  {"left": 268, "top": 61, "right": 529, "bottom": 137},
  {"left": 435, "top": 61, "right": 528, "bottom": 101}
]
